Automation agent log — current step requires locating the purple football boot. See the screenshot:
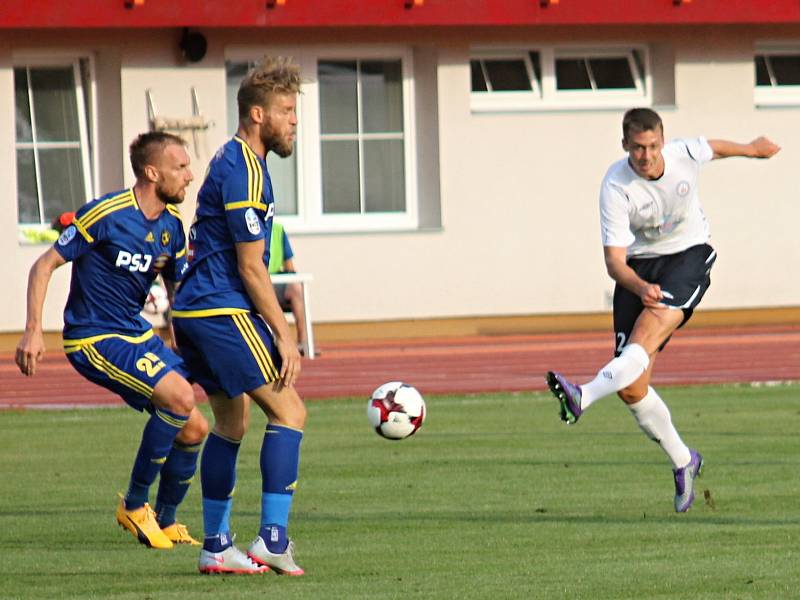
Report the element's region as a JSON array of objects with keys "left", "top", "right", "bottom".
[
  {"left": 545, "top": 371, "right": 583, "bottom": 425},
  {"left": 673, "top": 449, "right": 704, "bottom": 512}
]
